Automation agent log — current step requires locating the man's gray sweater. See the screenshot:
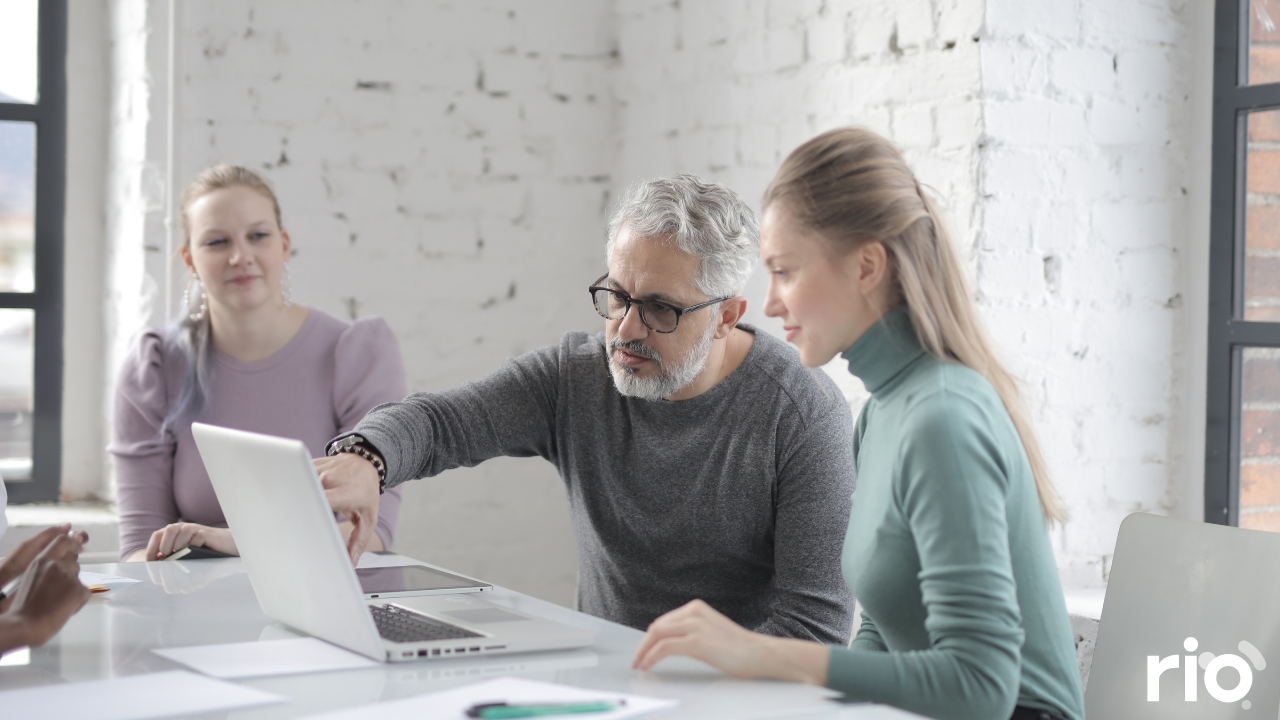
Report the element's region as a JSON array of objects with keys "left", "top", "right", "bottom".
[{"left": 355, "top": 325, "right": 857, "bottom": 644}]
